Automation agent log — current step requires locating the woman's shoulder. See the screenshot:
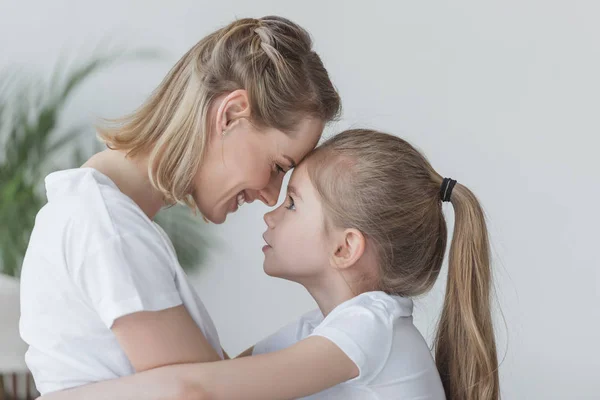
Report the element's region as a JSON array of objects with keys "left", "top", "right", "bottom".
[{"left": 44, "top": 167, "right": 157, "bottom": 239}]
